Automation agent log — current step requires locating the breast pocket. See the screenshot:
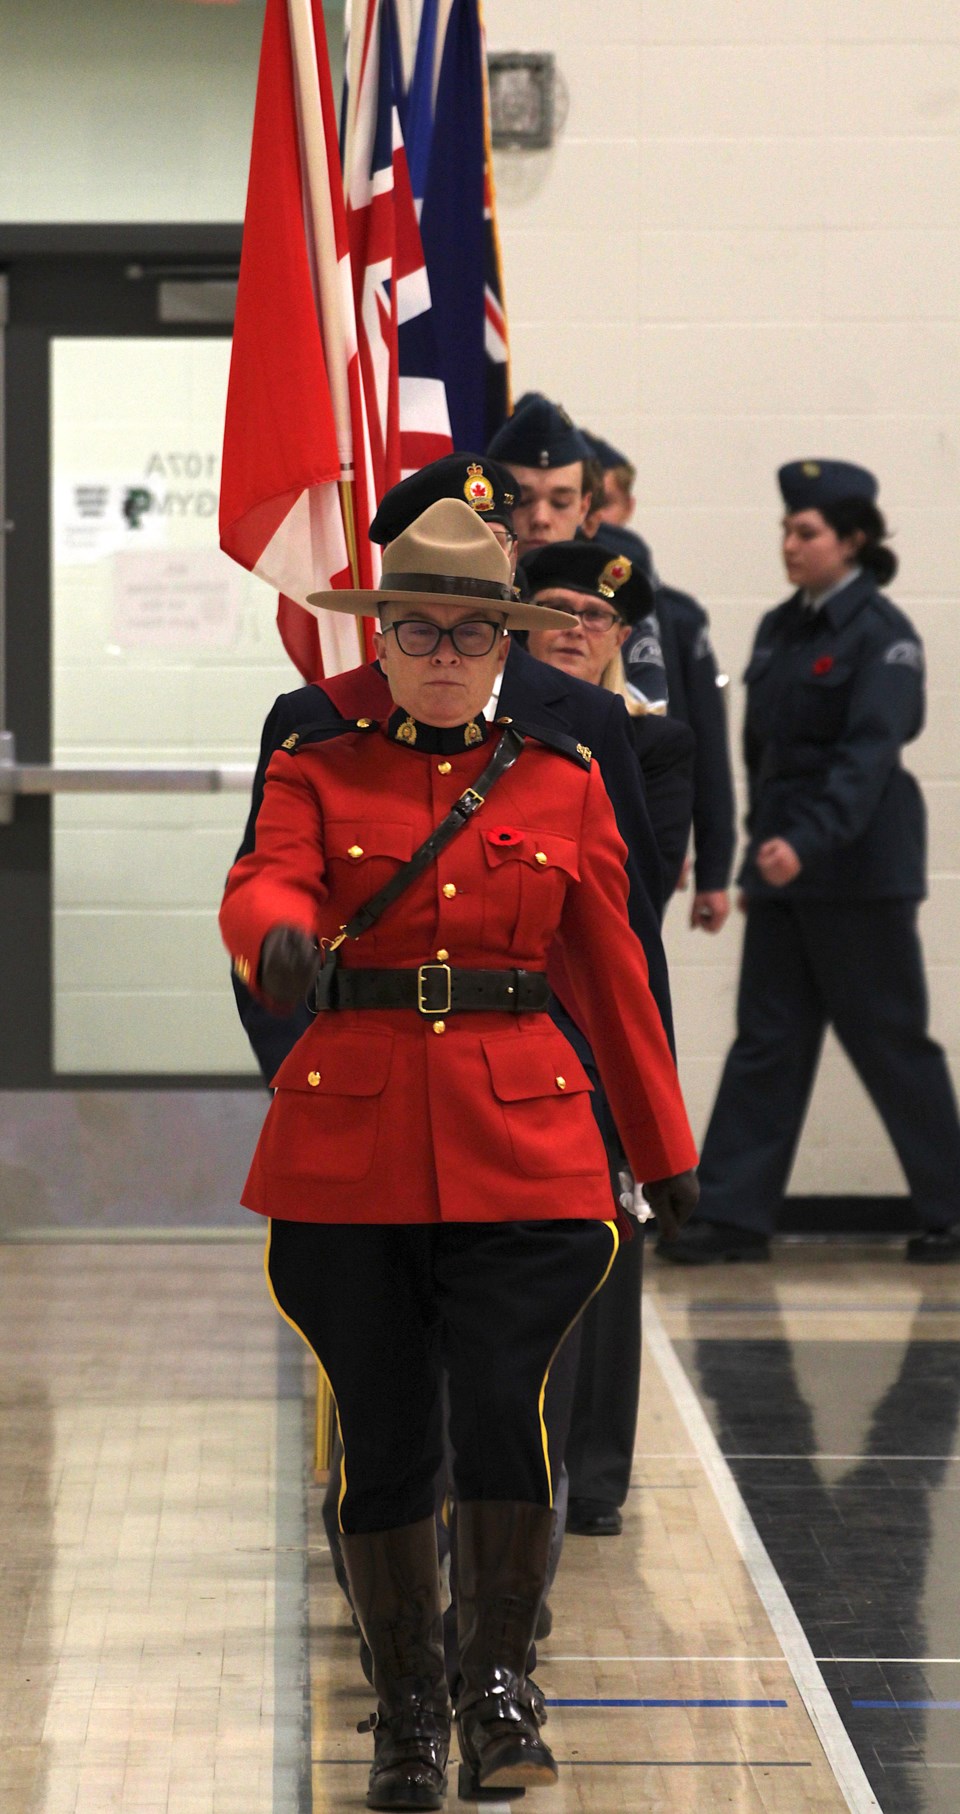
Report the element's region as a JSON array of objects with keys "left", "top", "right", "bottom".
[
  {"left": 324, "top": 820, "right": 414, "bottom": 948},
  {"left": 264, "top": 1031, "right": 393, "bottom": 1183},
  {"left": 482, "top": 830, "right": 580, "bottom": 952},
  {"left": 482, "top": 1033, "right": 599, "bottom": 1177},
  {"left": 791, "top": 661, "right": 855, "bottom": 743}
]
